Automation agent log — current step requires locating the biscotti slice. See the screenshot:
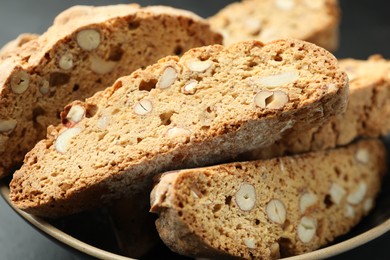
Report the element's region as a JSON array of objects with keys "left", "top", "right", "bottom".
[
  {"left": 10, "top": 39, "right": 348, "bottom": 217},
  {"left": 150, "top": 139, "right": 386, "bottom": 259},
  {"left": 209, "top": 0, "right": 340, "bottom": 51},
  {"left": 245, "top": 55, "right": 390, "bottom": 160},
  {"left": 0, "top": 4, "right": 222, "bottom": 177}
]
